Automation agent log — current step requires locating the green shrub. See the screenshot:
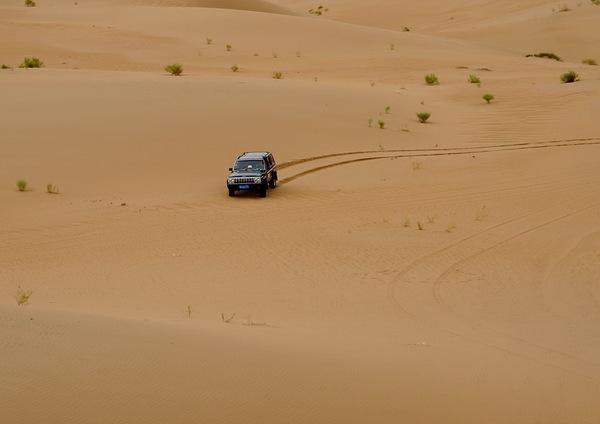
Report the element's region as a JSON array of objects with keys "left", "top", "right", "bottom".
[
  {"left": 25, "top": 0, "right": 36, "bottom": 6},
  {"left": 416, "top": 112, "right": 431, "bottom": 123},
  {"left": 19, "top": 57, "right": 44, "bottom": 68},
  {"left": 560, "top": 70, "right": 579, "bottom": 83},
  {"left": 483, "top": 93, "right": 494, "bottom": 103},
  {"left": 525, "top": 52, "right": 562, "bottom": 61},
  {"left": 424, "top": 73, "right": 439, "bottom": 85},
  {"left": 16, "top": 179, "right": 27, "bottom": 192},
  {"left": 582, "top": 58, "right": 597, "bottom": 66},
  {"left": 468, "top": 74, "right": 481, "bottom": 84},
  {"left": 165, "top": 63, "right": 183, "bottom": 76},
  {"left": 272, "top": 71, "right": 283, "bottom": 79},
  {"left": 231, "top": 64, "right": 239, "bottom": 72}
]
